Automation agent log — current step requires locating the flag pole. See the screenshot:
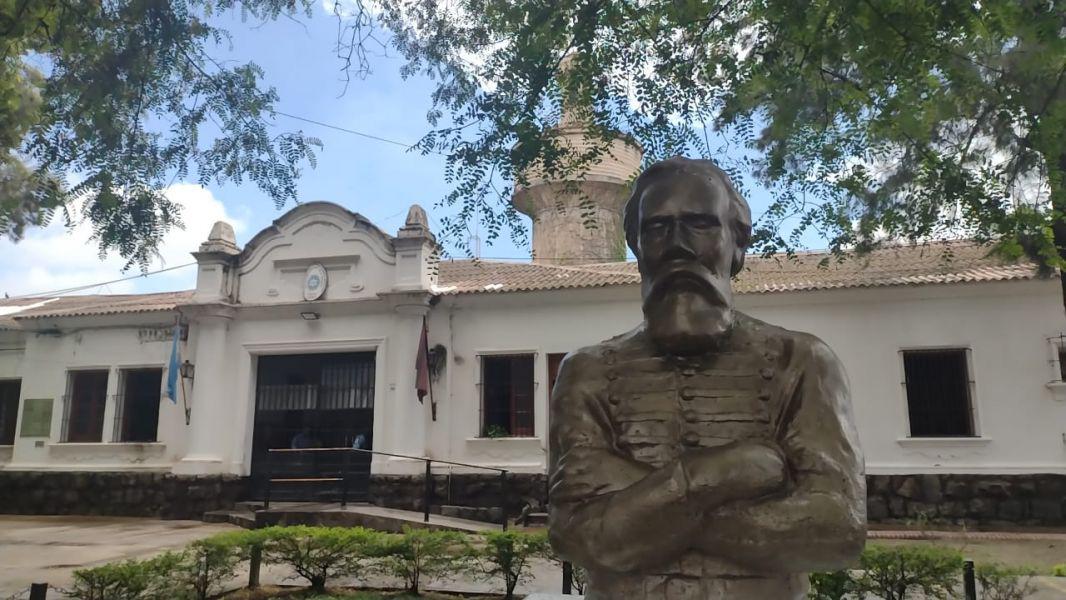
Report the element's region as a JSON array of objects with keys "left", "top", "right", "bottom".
[
  {"left": 180, "top": 370, "right": 190, "bottom": 426},
  {"left": 424, "top": 316, "right": 437, "bottom": 421}
]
